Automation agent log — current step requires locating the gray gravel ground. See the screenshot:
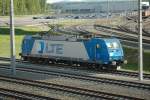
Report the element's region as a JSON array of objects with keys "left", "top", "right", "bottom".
[
  {"left": 0, "top": 62, "right": 150, "bottom": 99},
  {"left": 15, "top": 62, "right": 150, "bottom": 84},
  {"left": 0, "top": 81, "right": 83, "bottom": 100}
]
